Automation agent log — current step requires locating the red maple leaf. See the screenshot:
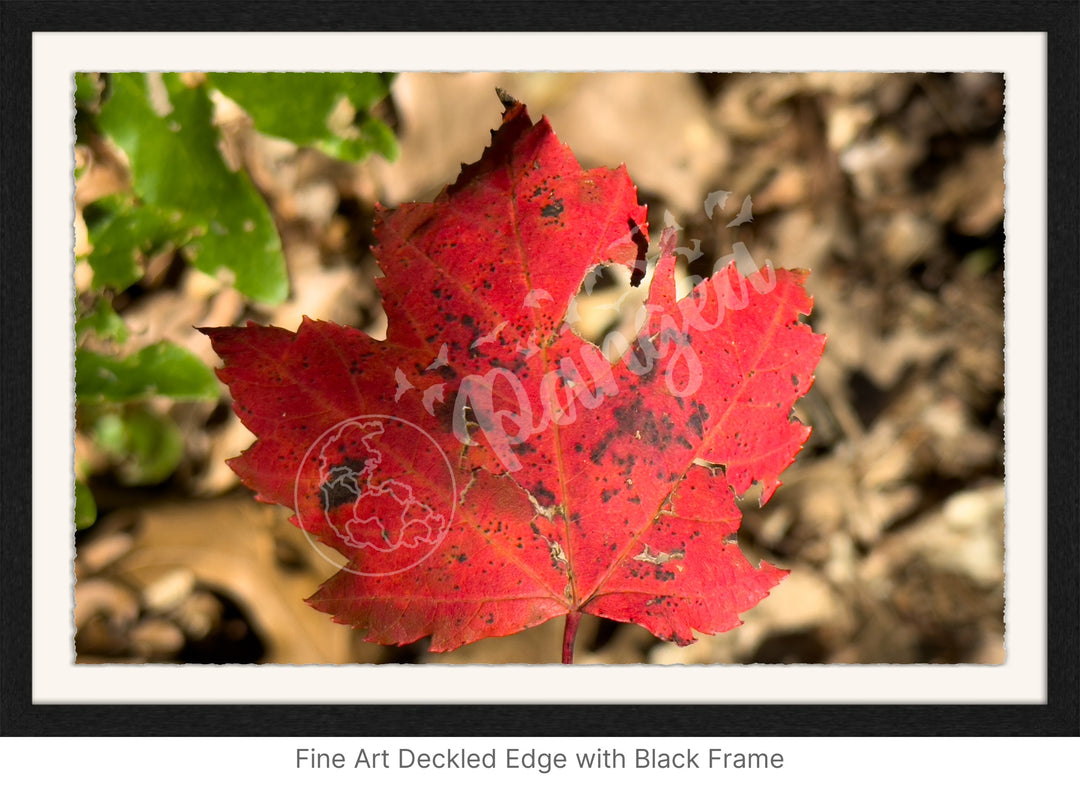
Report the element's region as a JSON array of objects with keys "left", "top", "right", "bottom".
[{"left": 202, "top": 95, "right": 825, "bottom": 662}]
